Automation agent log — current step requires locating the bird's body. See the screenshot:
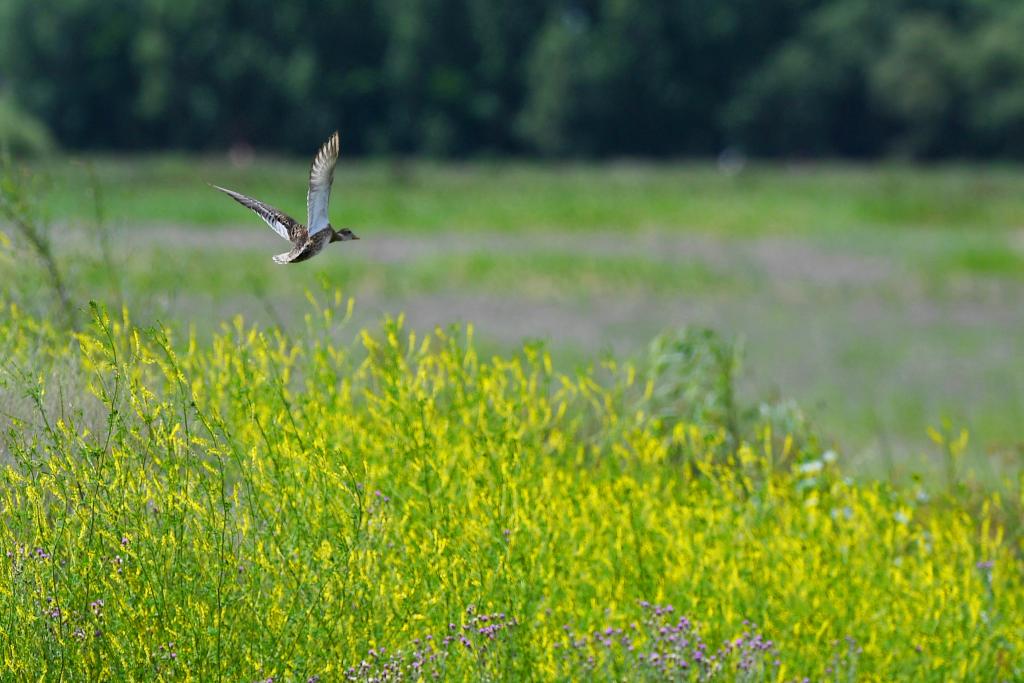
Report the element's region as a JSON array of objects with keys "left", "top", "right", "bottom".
[
  {"left": 275, "top": 227, "right": 333, "bottom": 264},
  {"left": 211, "top": 131, "right": 358, "bottom": 264}
]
